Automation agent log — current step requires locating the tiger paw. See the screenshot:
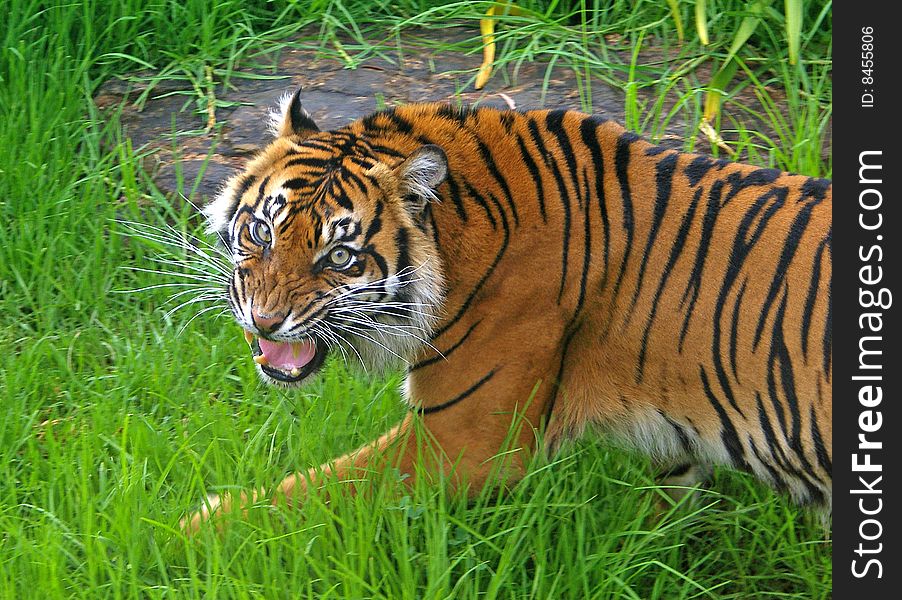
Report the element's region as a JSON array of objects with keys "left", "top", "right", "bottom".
[
  {"left": 652, "top": 462, "right": 712, "bottom": 514},
  {"left": 180, "top": 489, "right": 261, "bottom": 536},
  {"left": 180, "top": 492, "right": 227, "bottom": 536}
]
